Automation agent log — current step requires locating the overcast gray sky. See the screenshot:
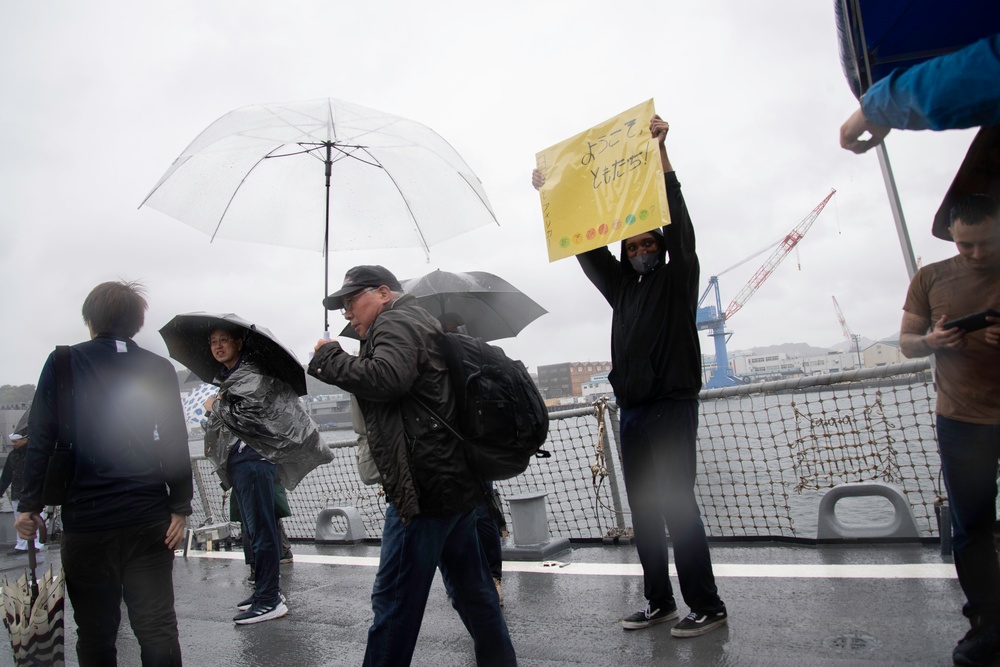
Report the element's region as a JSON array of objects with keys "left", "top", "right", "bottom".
[{"left": 0, "top": 1, "right": 977, "bottom": 386}]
